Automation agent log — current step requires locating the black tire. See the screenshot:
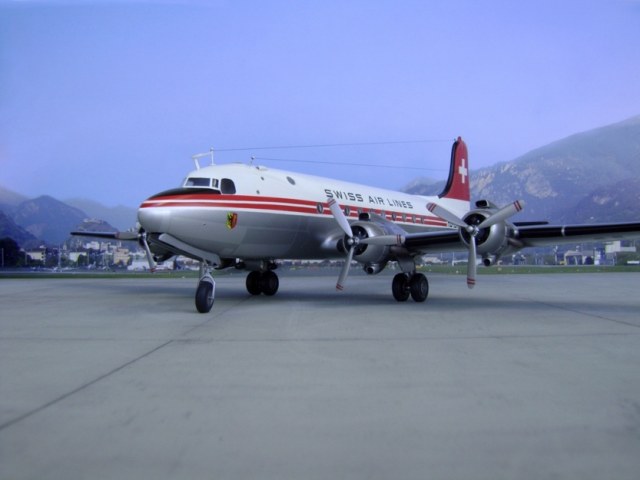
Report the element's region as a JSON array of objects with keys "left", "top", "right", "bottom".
[
  {"left": 260, "top": 271, "right": 279, "bottom": 296},
  {"left": 246, "top": 271, "right": 262, "bottom": 295},
  {"left": 195, "top": 281, "right": 214, "bottom": 313},
  {"left": 392, "top": 273, "right": 410, "bottom": 302},
  {"left": 409, "top": 273, "right": 429, "bottom": 302}
]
